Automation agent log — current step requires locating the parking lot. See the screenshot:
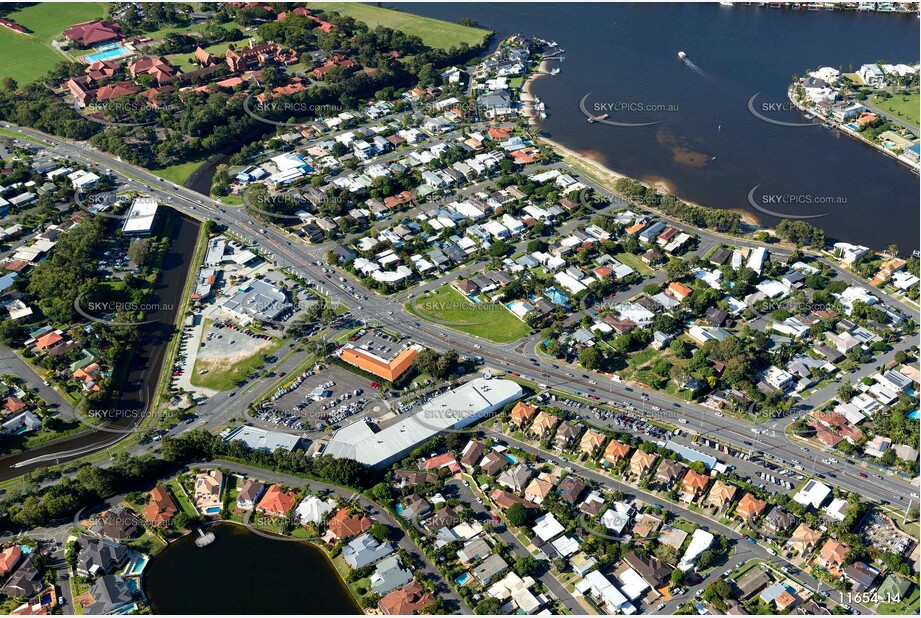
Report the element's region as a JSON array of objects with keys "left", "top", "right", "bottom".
[
  {"left": 344, "top": 327, "right": 406, "bottom": 361},
  {"left": 257, "top": 365, "right": 386, "bottom": 431}
]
